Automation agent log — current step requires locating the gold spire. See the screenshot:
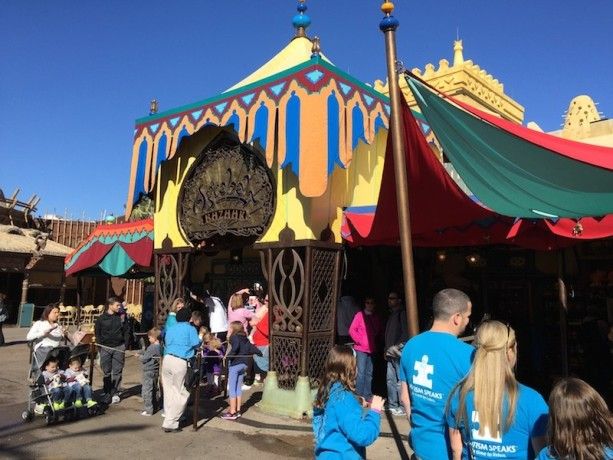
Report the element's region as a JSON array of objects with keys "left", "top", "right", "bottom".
[{"left": 453, "top": 39, "right": 464, "bottom": 66}]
